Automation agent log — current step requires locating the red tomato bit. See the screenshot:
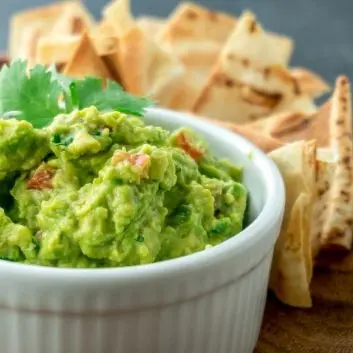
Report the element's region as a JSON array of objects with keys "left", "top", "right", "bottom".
[{"left": 176, "top": 132, "right": 204, "bottom": 160}]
